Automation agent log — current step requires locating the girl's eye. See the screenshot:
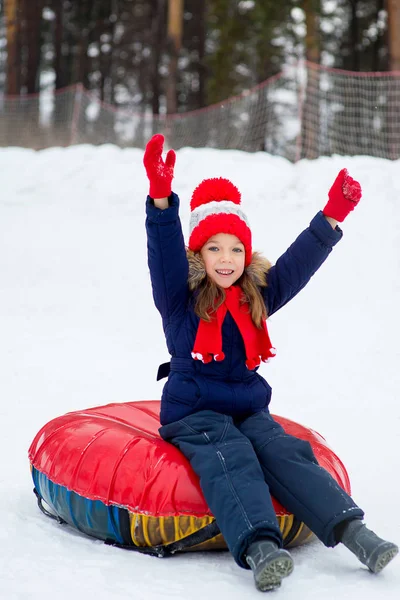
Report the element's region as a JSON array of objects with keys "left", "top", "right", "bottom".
[
  {"left": 208, "top": 246, "right": 219, "bottom": 252},
  {"left": 233, "top": 247, "right": 243, "bottom": 253}
]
